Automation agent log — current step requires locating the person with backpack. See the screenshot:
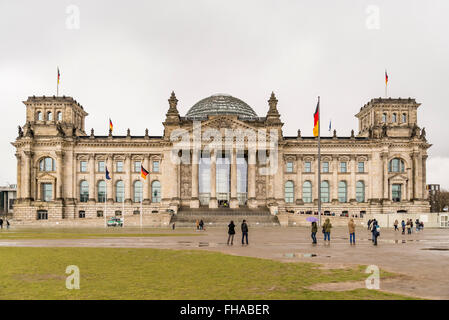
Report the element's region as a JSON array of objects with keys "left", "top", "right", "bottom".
[
  {"left": 372, "top": 220, "right": 380, "bottom": 246},
  {"left": 311, "top": 221, "right": 317, "bottom": 244},
  {"left": 241, "top": 220, "right": 249, "bottom": 245},
  {"left": 227, "top": 220, "right": 236, "bottom": 245},
  {"left": 348, "top": 218, "right": 356, "bottom": 245},
  {"left": 322, "top": 218, "right": 332, "bottom": 243},
  {"left": 401, "top": 220, "right": 406, "bottom": 234}
]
